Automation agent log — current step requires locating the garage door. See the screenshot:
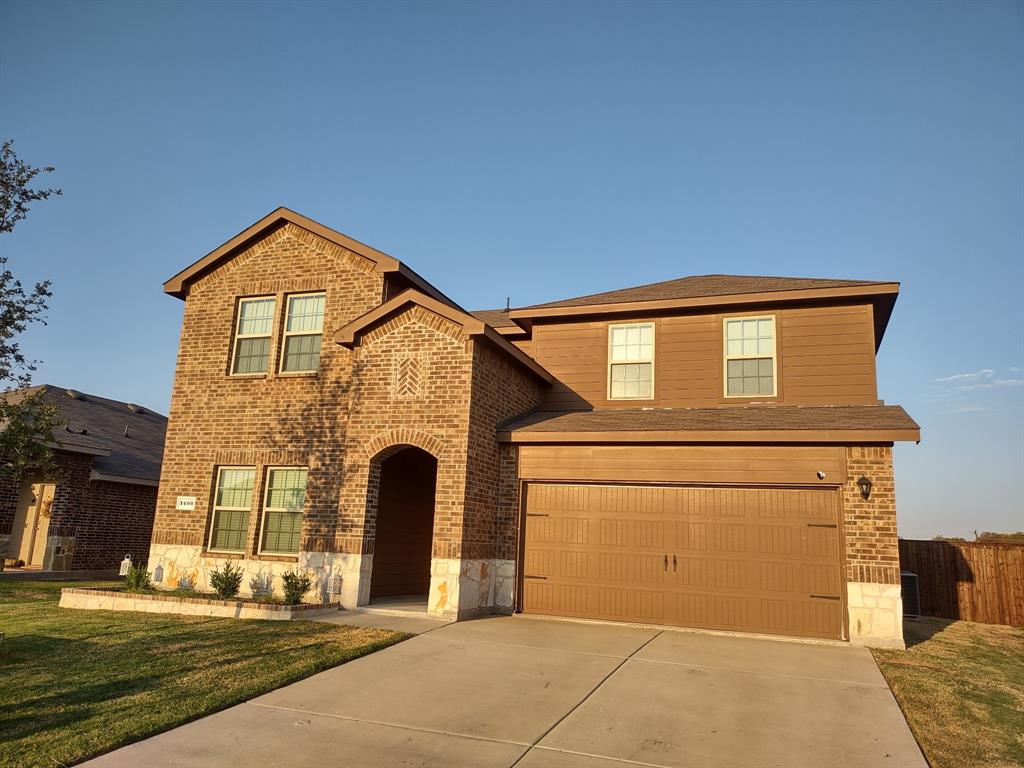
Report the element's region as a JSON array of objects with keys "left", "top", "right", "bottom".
[{"left": 521, "top": 483, "right": 844, "bottom": 640}]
